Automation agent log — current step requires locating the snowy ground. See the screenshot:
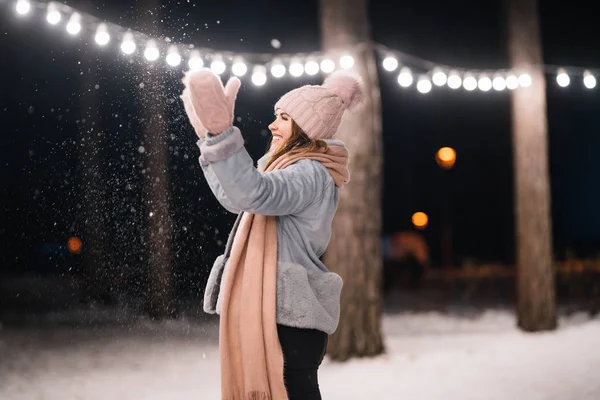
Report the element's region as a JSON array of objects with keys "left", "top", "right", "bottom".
[{"left": 1, "top": 308, "right": 599, "bottom": 400}]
